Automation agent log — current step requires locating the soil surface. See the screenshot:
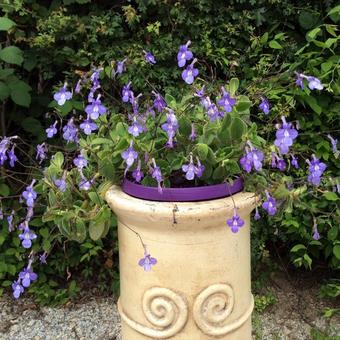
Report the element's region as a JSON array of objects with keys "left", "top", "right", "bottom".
[{"left": 0, "top": 270, "right": 339, "bottom": 340}]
